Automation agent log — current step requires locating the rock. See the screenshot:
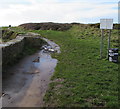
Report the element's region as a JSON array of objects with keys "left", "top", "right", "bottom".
[{"left": 33, "top": 57, "right": 40, "bottom": 62}]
